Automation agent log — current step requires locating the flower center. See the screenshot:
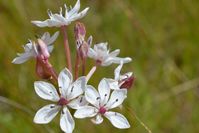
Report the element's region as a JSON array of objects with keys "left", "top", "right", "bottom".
[
  {"left": 99, "top": 106, "right": 107, "bottom": 115},
  {"left": 96, "top": 59, "right": 102, "bottom": 66},
  {"left": 58, "top": 97, "right": 69, "bottom": 106}
]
